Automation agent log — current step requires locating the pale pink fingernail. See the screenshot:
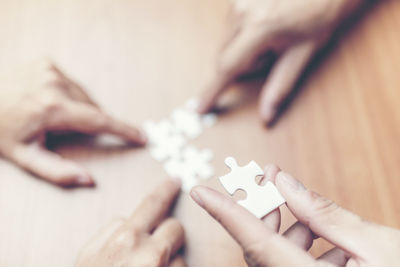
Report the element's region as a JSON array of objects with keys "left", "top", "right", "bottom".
[
  {"left": 190, "top": 188, "right": 204, "bottom": 208},
  {"left": 77, "top": 175, "right": 94, "bottom": 185}
]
